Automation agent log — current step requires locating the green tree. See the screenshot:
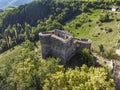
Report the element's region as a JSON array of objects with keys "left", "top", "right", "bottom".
[
  {"left": 80, "top": 49, "right": 94, "bottom": 66},
  {"left": 43, "top": 65, "right": 115, "bottom": 90},
  {"left": 10, "top": 56, "right": 60, "bottom": 90},
  {"left": 24, "top": 23, "right": 32, "bottom": 40},
  {"left": 99, "top": 13, "right": 110, "bottom": 22}
]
